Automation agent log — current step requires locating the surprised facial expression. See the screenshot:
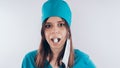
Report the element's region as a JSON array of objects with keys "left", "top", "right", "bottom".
[{"left": 44, "top": 17, "right": 68, "bottom": 50}]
